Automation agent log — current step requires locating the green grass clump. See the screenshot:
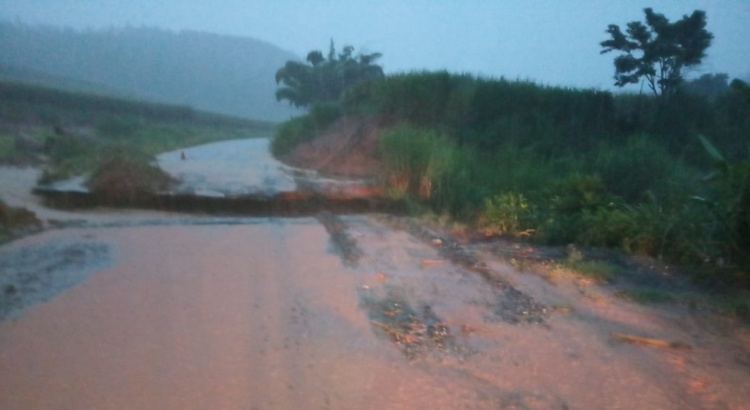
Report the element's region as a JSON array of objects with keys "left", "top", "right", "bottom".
[
  {"left": 271, "top": 102, "right": 341, "bottom": 157},
  {"left": 483, "top": 192, "right": 537, "bottom": 237},
  {"left": 86, "top": 147, "right": 175, "bottom": 203},
  {"left": 0, "top": 134, "right": 17, "bottom": 161},
  {"left": 555, "top": 247, "right": 621, "bottom": 281},
  {"left": 617, "top": 289, "right": 676, "bottom": 304},
  {"left": 378, "top": 125, "right": 454, "bottom": 198},
  {"left": 0, "top": 199, "right": 40, "bottom": 242}
]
